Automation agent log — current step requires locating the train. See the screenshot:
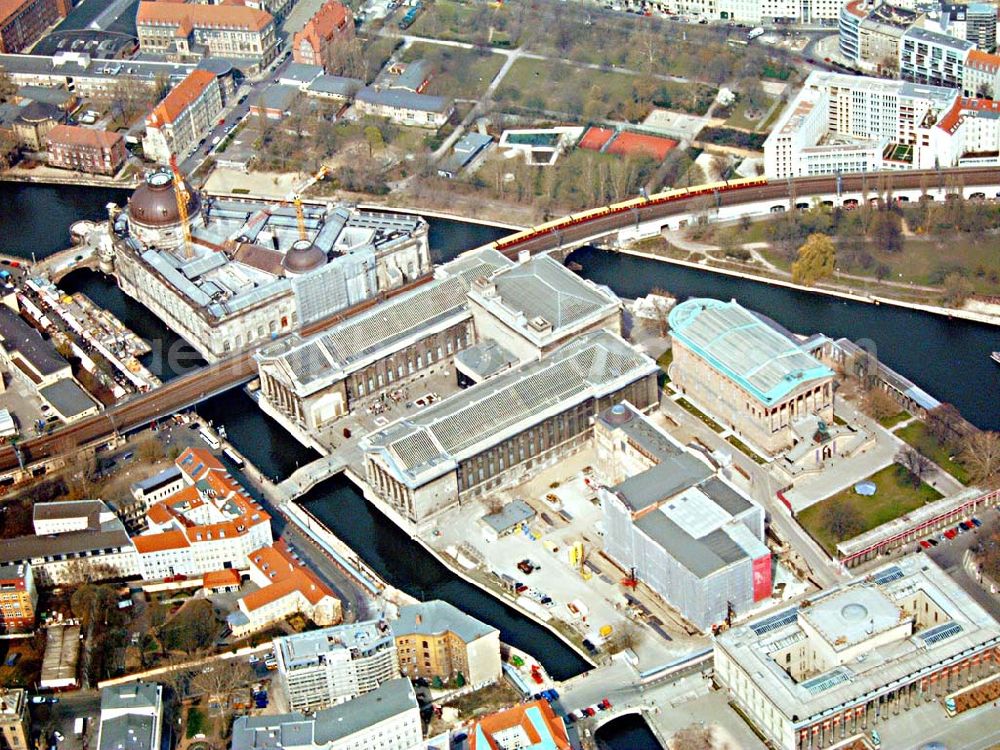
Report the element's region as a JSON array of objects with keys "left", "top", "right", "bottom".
[{"left": 491, "top": 177, "right": 769, "bottom": 255}]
